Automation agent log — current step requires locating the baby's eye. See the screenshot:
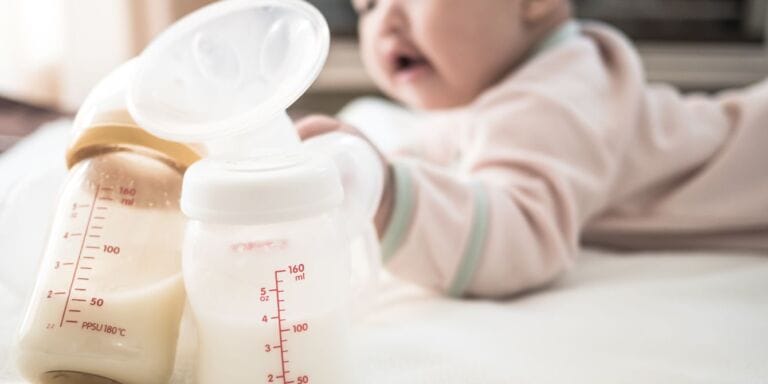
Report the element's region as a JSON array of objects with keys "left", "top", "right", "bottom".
[{"left": 353, "top": 0, "right": 377, "bottom": 16}]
